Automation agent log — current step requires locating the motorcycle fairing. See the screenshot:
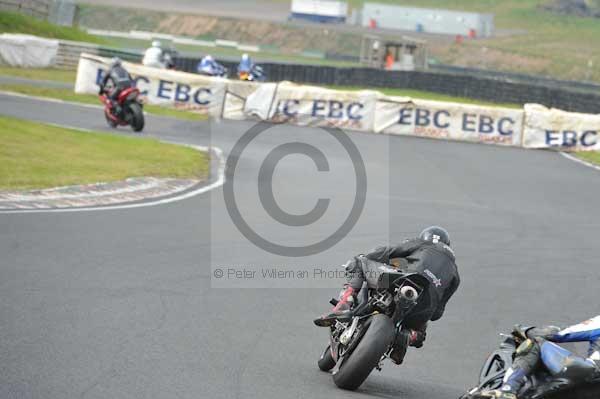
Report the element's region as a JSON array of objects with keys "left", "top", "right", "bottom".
[
  {"left": 541, "top": 342, "right": 573, "bottom": 375},
  {"left": 357, "top": 257, "right": 426, "bottom": 290},
  {"left": 117, "top": 87, "right": 139, "bottom": 104},
  {"left": 554, "top": 316, "right": 600, "bottom": 343},
  {"left": 541, "top": 342, "right": 597, "bottom": 379}
]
